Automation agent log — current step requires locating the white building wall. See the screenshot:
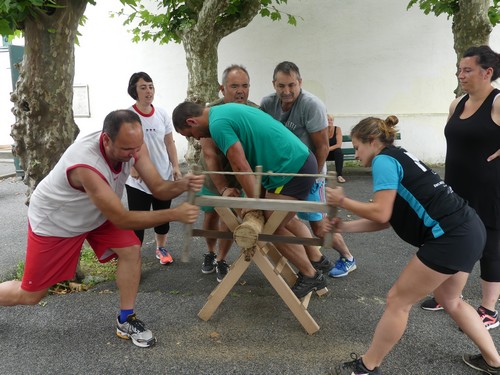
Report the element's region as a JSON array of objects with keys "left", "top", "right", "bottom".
[
  {"left": 0, "top": 47, "right": 15, "bottom": 146},
  {"left": 1, "top": 0, "right": 499, "bottom": 164}
]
